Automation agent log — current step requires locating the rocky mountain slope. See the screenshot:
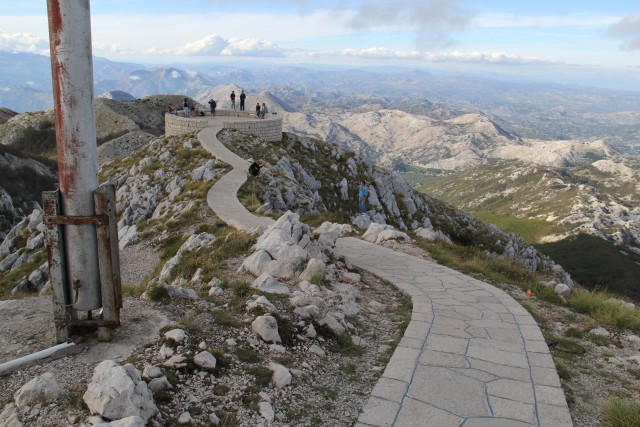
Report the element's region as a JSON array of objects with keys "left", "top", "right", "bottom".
[
  {"left": 425, "top": 158, "right": 640, "bottom": 298},
  {"left": 0, "top": 97, "right": 639, "bottom": 426}
]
